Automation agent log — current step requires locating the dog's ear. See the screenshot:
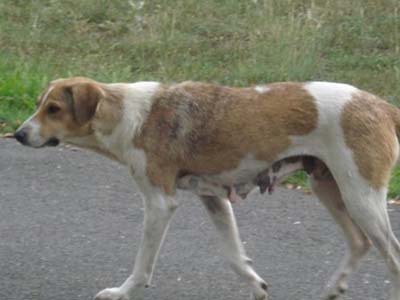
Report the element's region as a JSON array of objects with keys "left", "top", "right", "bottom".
[{"left": 63, "top": 82, "right": 103, "bottom": 126}]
